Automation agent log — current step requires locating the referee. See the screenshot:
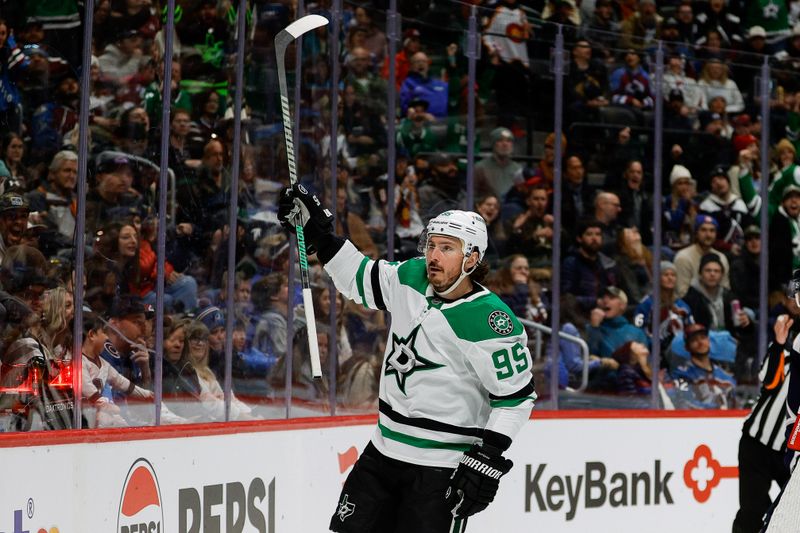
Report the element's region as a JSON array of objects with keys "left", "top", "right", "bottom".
[{"left": 732, "top": 285, "right": 798, "bottom": 533}]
